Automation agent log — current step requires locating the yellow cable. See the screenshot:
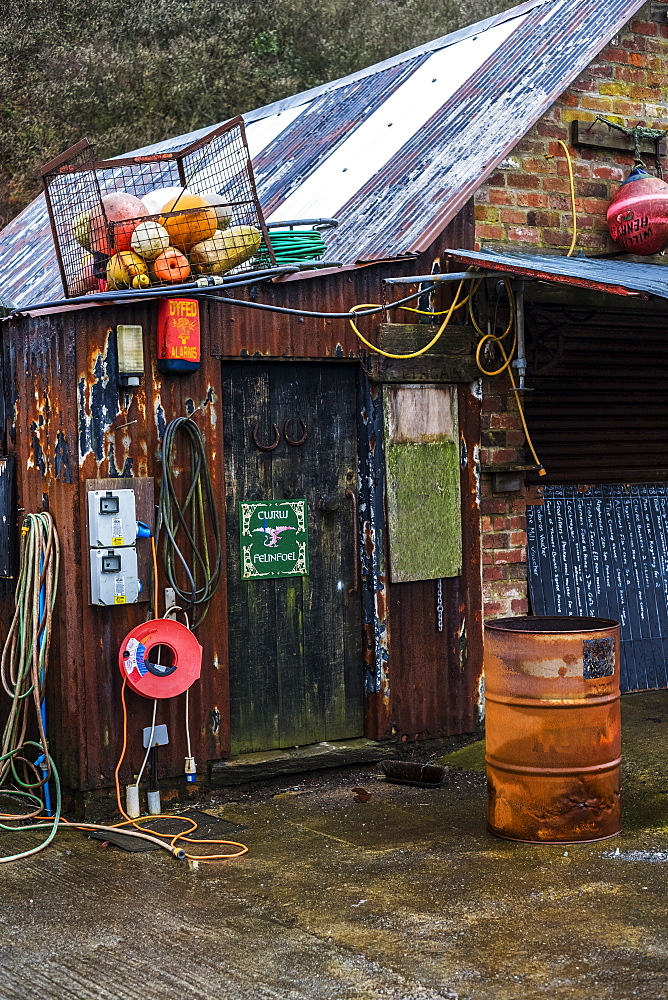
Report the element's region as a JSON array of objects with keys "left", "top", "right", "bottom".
[
  {"left": 348, "top": 280, "right": 466, "bottom": 359},
  {"left": 469, "top": 277, "right": 516, "bottom": 377},
  {"left": 399, "top": 291, "right": 471, "bottom": 316},
  {"left": 546, "top": 140, "right": 577, "bottom": 257},
  {"left": 470, "top": 276, "right": 546, "bottom": 476}
]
